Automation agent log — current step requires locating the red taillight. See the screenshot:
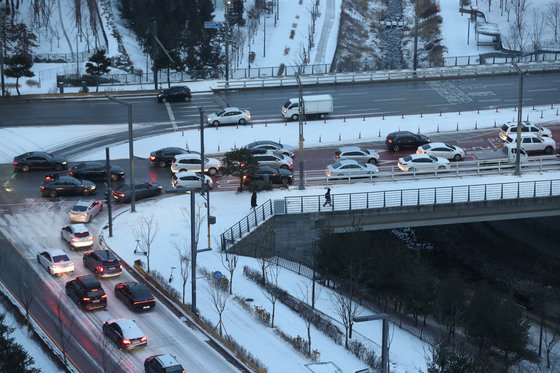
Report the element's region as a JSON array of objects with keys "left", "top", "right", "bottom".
[
  {"left": 388, "top": 139, "right": 392, "bottom": 143},
  {"left": 140, "top": 336, "right": 147, "bottom": 342},
  {"left": 172, "top": 163, "right": 177, "bottom": 167},
  {"left": 71, "top": 237, "right": 78, "bottom": 242},
  {"left": 45, "top": 176, "right": 52, "bottom": 181},
  {"left": 97, "top": 266, "right": 104, "bottom": 272},
  {"left": 173, "top": 180, "right": 177, "bottom": 184},
  {"left": 122, "top": 339, "right": 131, "bottom": 345},
  {"left": 150, "top": 155, "right": 156, "bottom": 160},
  {"left": 101, "top": 294, "right": 107, "bottom": 299},
  {"left": 119, "top": 265, "right": 122, "bottom": 269},
  {"left": 418, "top": 150, "right": 425, "bottom": 154},
  {"left": 41, "top": 186, "right": 45, "bottom": 189},
  {"left": 13, "top": 161, "right": 18, "bottom": 165},
  {"left": 83, "top": 297, "right": 90, "bottom": 301},
  {"left": 87, "top": 236, "right": 93, "bottom": 240},
  {"left": 51, "top": 264, "right": 60, "bottom": 268},
  {"left": 242, "top": 175, "right": 247, "bottom": 180}
]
